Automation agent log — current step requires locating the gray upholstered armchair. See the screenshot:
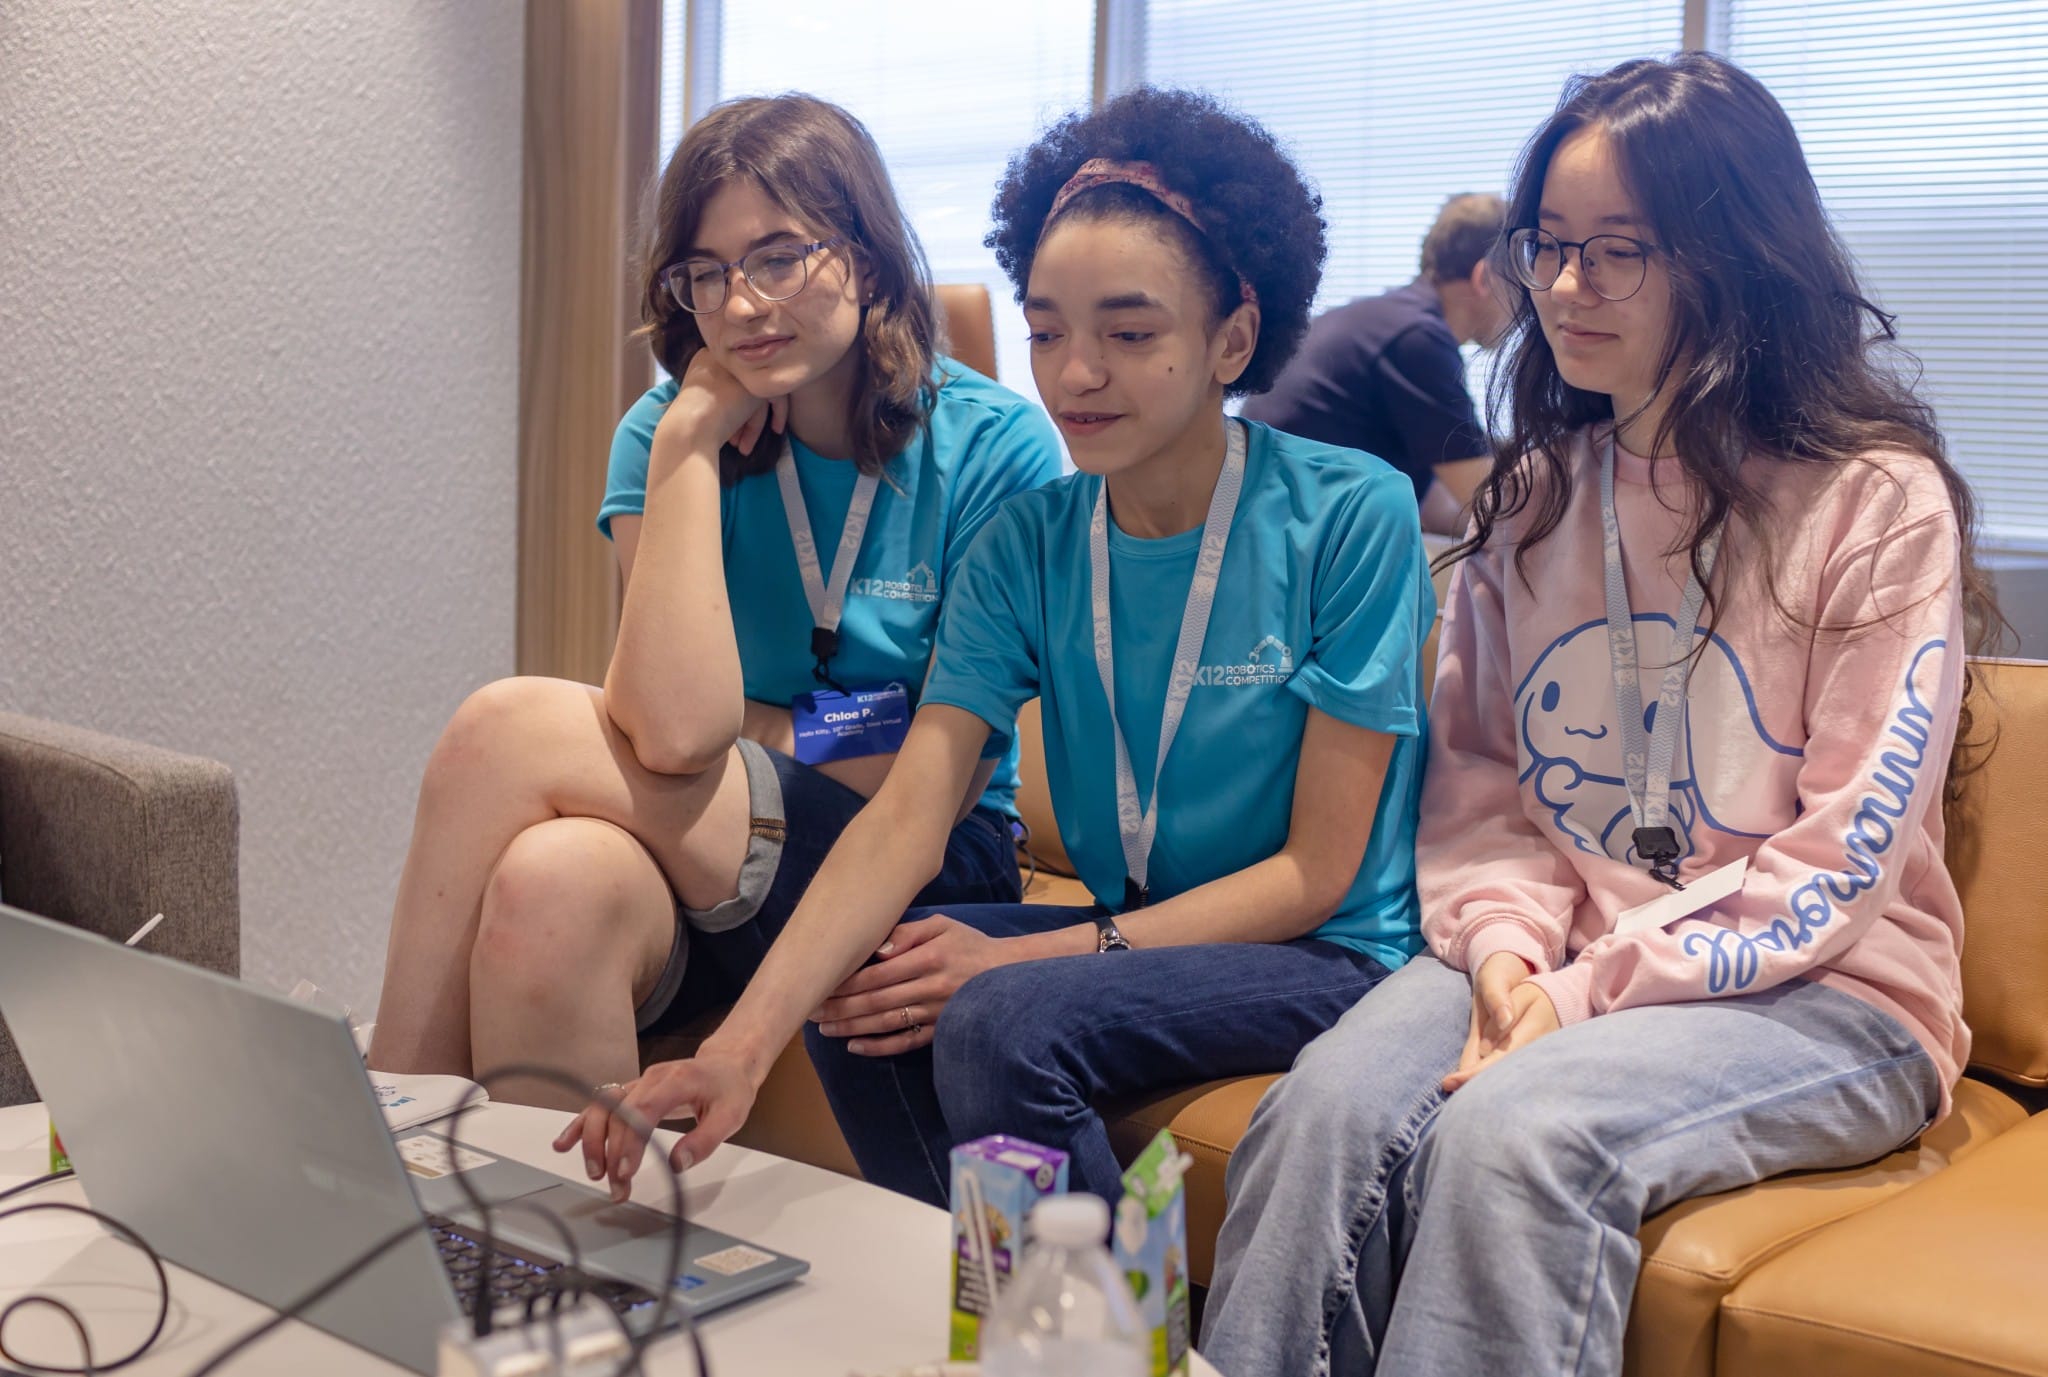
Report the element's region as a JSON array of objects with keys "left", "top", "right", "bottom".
[{"left": 0, "top": 712, "right": 241, "bottom": 1104}]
